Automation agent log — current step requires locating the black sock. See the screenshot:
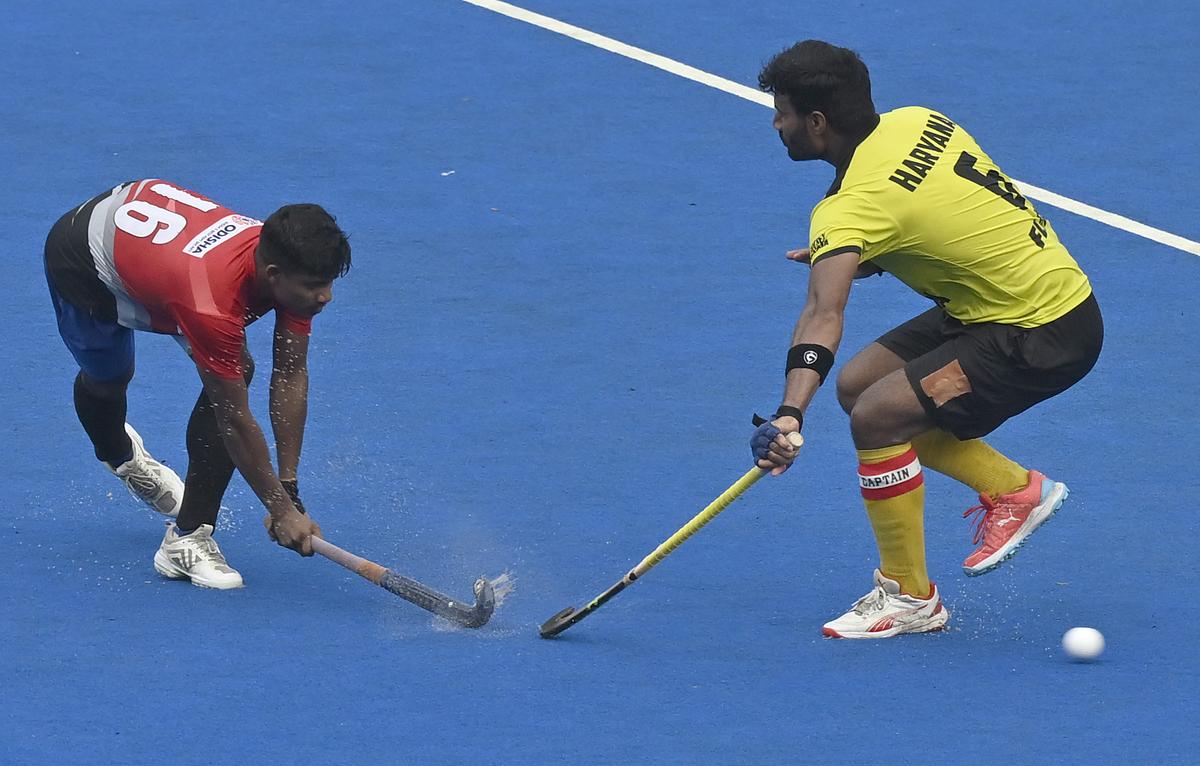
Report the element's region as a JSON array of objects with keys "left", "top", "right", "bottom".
[
  {"left": 74, "top": 372, "right": 132, "bottom": 465},
  {"left": 174, "top": 390, "right": 236, "bottom": 531}
]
